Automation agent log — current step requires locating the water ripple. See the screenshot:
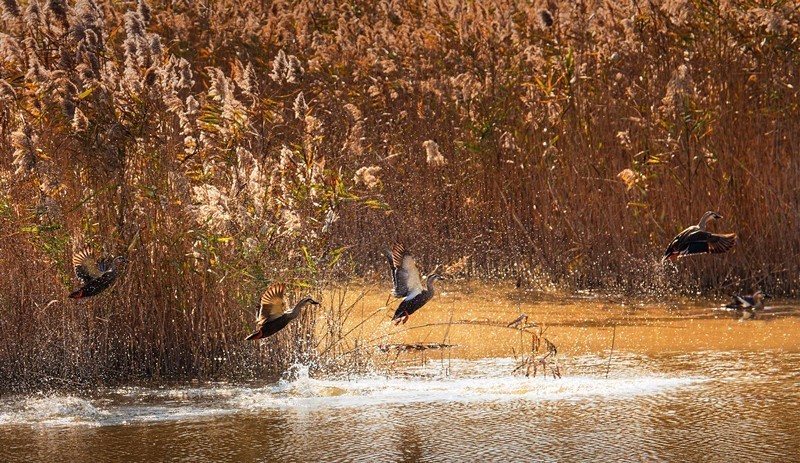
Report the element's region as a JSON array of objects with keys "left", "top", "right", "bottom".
[{"left": 1, "top": 352, "right": 798, "bottom": 462}]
